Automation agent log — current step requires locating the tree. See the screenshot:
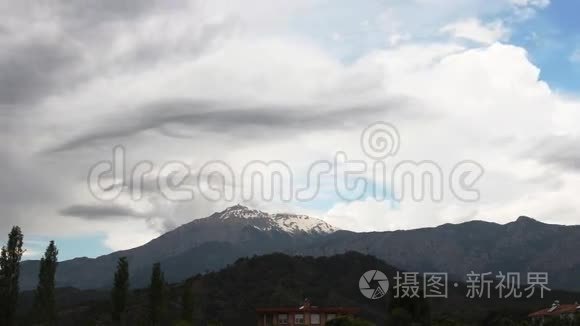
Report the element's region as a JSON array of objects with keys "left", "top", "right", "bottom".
[
  {"left": 148, "top": 262, "right": 167, "bottom": 325},
  {"left": 326, "top": 316, "right": 375, "bottom": 326},
  {"left": 387, "top": 290, "right": 430, "bottom": 326},
  {"left": 543, "top": 316, "right": 569, "bottom": 326},
  {"left": 206, "top": 321, "right": 223, "bottom": 326},
  {"left": 112, "top": 257, "right": 130, "bottom": 325},
  {"left": 432, "top": 318, "right": 464, "bottom": 326},
  {"left": 180, "top": 279, "right": 195, "bottom": 324},
  {"left": 174, "top": 321, "right": 193, "bottom": 326},
  {"left": 33, "top": 240, "right": 59, "bottom": 325},
  {"left": 573, "top": 312, "right": 580, "bottom": 326},
  {"left": 432, "top": 315, "right": 466, "bottom": 326},
  {"left": 0, "top": 226, "right": 24, "bottom": 326},
  {"left": 390, "top": 307, "right": 413, "bottom": 326}
]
